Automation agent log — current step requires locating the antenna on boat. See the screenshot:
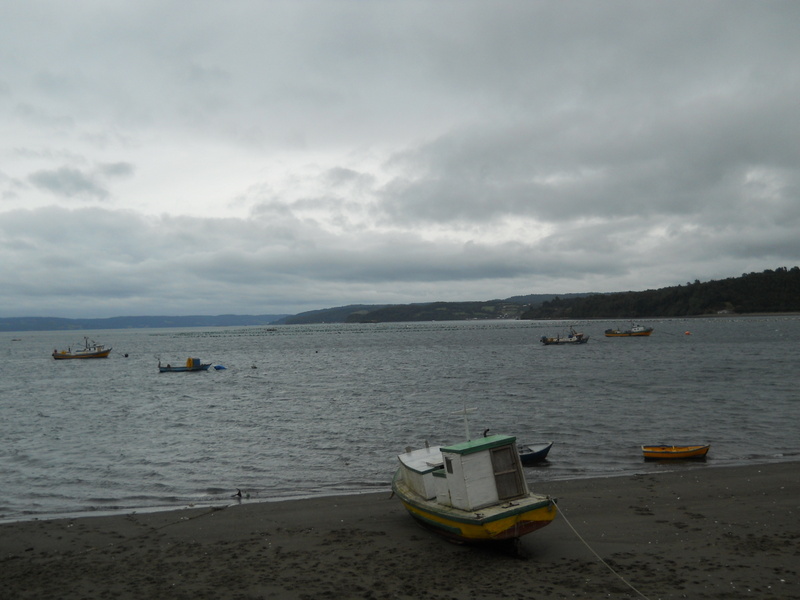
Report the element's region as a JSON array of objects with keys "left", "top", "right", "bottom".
[{"left": 452, "top": 405, "right": 478, "bottom": 440}]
